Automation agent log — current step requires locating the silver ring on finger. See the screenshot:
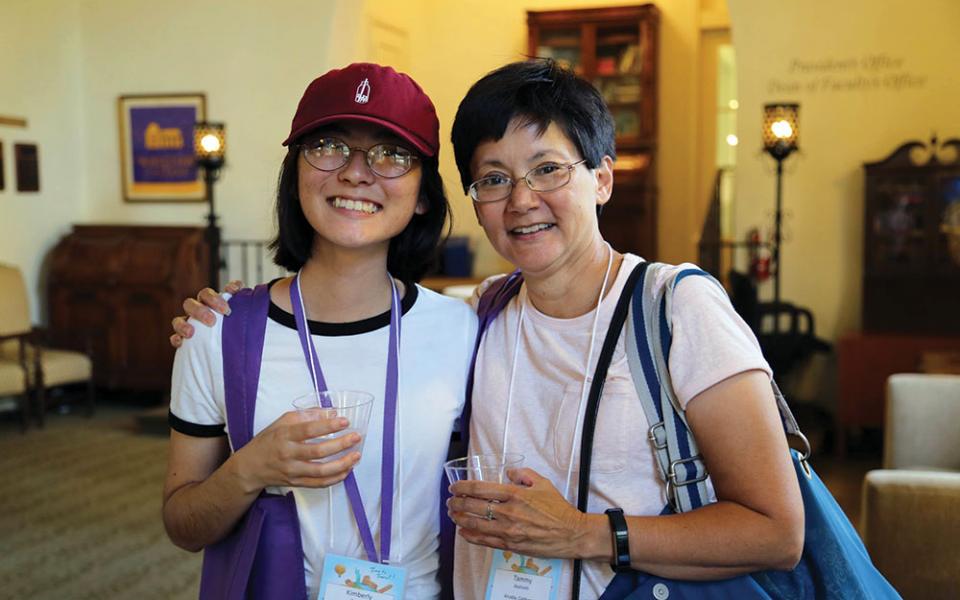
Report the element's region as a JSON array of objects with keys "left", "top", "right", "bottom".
[{"left": 485, "top": 501, "right": 496, "bottom": 521}]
